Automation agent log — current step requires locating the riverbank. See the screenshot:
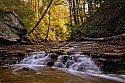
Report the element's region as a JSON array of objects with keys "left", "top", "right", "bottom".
[{"left": 0, "top": 41, "right": 125, "bottom": 74}]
